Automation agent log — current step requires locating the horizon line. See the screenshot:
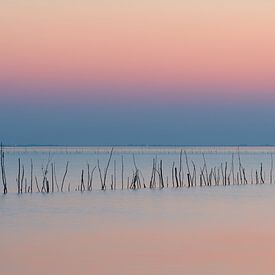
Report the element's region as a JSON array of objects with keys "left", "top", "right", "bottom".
[{"left": 2, "top": 144, "right": 275, "bottom": 148}]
